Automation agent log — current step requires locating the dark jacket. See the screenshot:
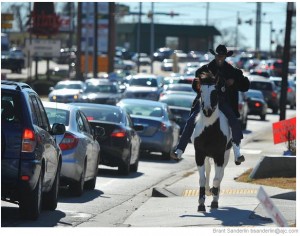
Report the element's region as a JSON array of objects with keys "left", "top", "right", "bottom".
[{"left": 193, "top": 59, "right": 250, "bottom": 117}]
